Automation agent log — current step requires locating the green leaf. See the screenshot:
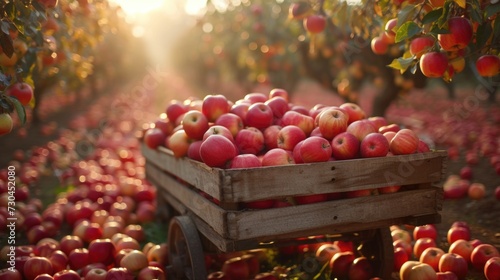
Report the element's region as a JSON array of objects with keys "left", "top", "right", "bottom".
[
  {"left": 395, "top": 21, "right": 421, "bottom": 43},
  {"left": 475, "top": 22, "right": 493, "bottom": 49},
  {"left": 467, "top": 0, "right": 483, "bottom": 23},
  {"left": 493, "top": 17, "right": 500, "bottom": 44},
  {"left": 422, "top": 8, "right": 443, "bottom": 25},
  {"left": 388, "top": 56, "right": 416, "bottom": 73},
  {"left": 486, "top": 3, "right": 500, "bottom": 18},
  {"left": 437, "top": 1, "right": 453, "bottom": 29},
  {"left": 9, "top": 97, "right": 26, "bottom": 125},
  {"left": 397, "top": 4, "right": 417, "bottom": 28}
]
